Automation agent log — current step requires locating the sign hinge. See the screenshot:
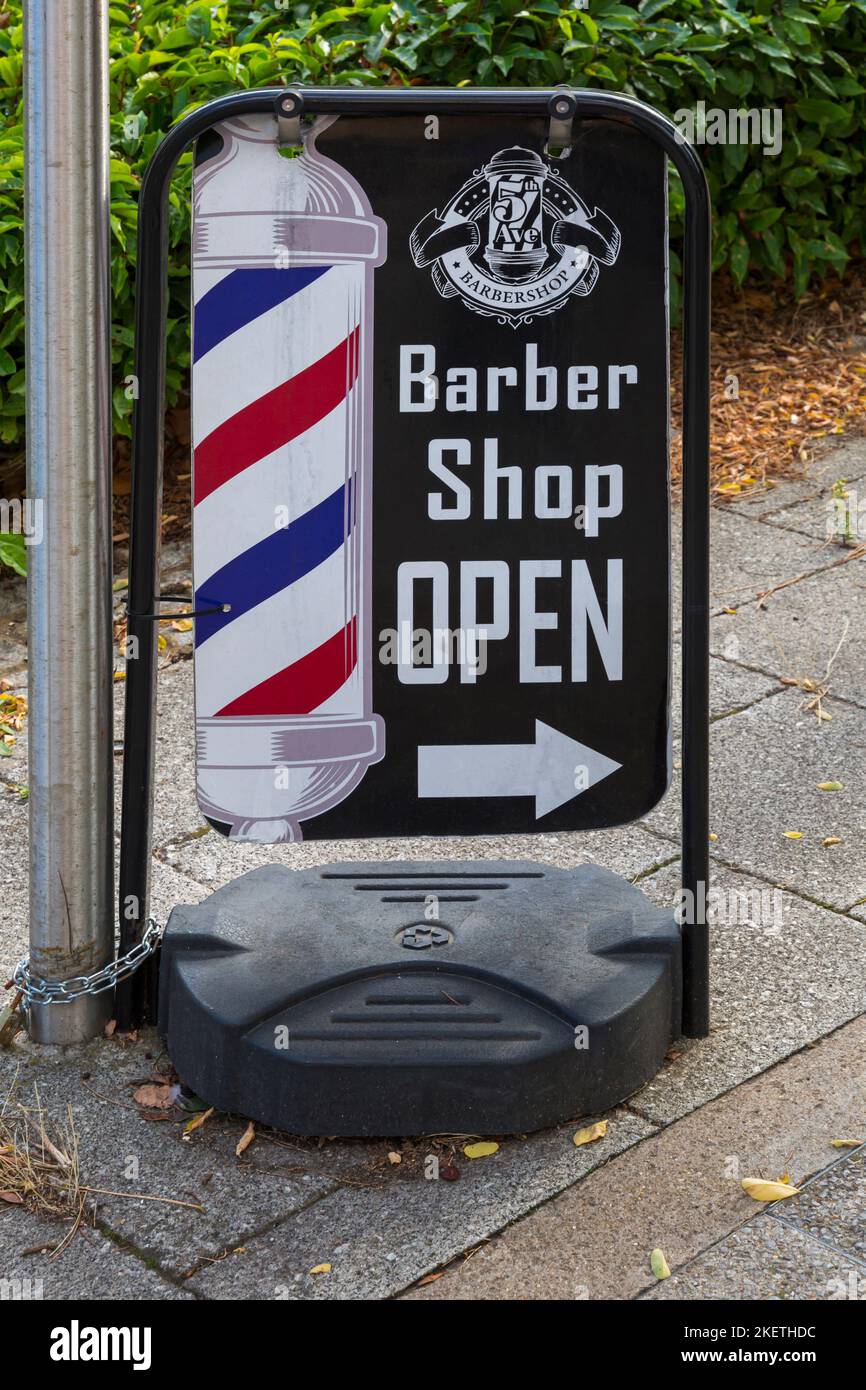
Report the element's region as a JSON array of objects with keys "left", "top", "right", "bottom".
[{"left": 547, "top": 88, "right": 577, "bottom": 154}]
